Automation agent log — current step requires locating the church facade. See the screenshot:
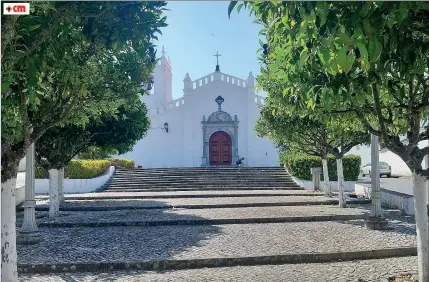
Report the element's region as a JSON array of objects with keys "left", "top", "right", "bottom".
[{"left": 119, "top": 48, "right": 280, "bottom": 168}]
